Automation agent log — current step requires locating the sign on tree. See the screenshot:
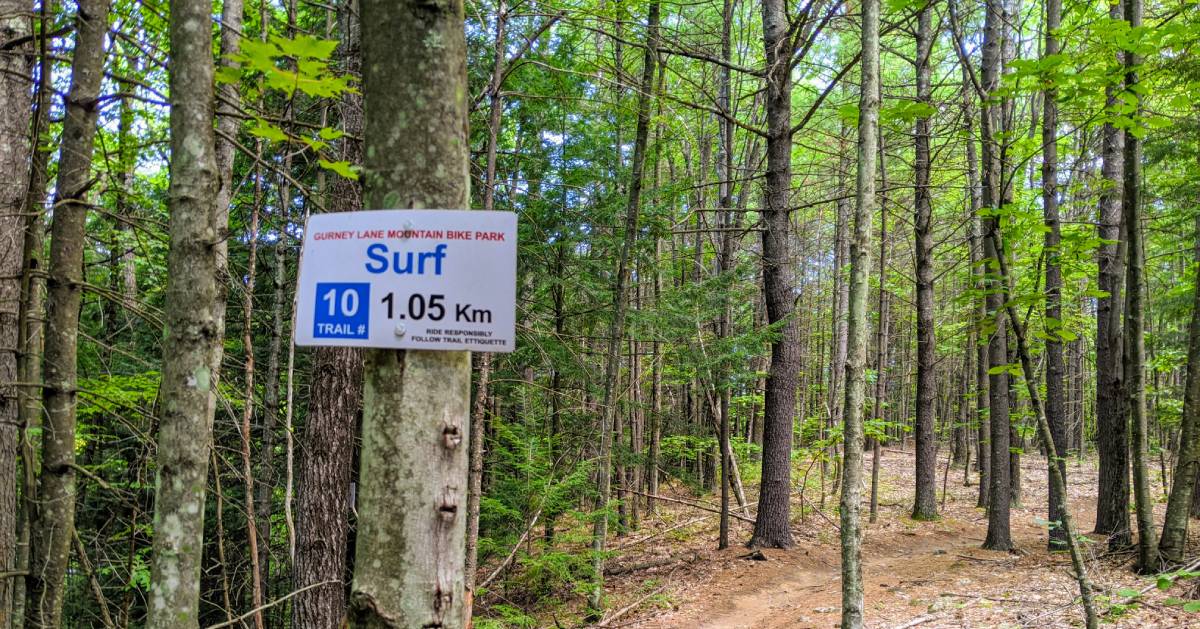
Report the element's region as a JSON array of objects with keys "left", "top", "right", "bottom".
[{"left": 295, "top": 209, "right": 517, "bottom": 352}]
